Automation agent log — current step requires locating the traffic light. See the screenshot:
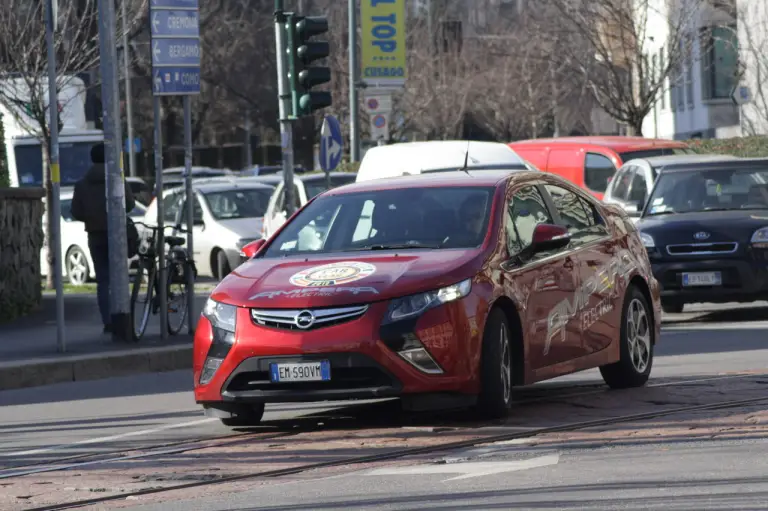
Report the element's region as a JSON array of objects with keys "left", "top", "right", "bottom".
[{"left": 286, "top": 14, "right": 332, "bottom": 117}]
